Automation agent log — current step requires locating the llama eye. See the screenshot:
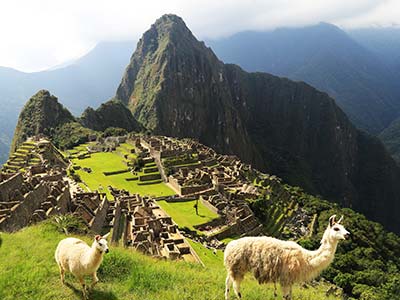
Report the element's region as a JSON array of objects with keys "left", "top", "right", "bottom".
[
  {"left": 99, "top": 243, "right": 103, "bottom": 246},
  {"left": 333, "top": 228, "right": 340, "bottom": 231}
]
